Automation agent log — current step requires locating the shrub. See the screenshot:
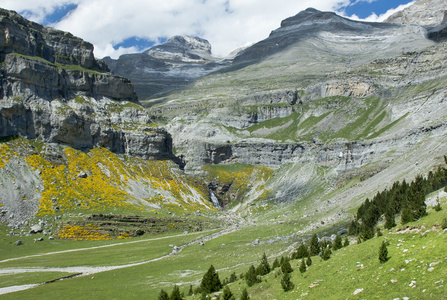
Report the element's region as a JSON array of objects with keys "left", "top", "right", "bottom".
[
  {"left": 343, "top": 237, "right": 349, "bottom": 247},
  {"left": 272, "top": 257, "right": 280, "bottom": 269}
]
